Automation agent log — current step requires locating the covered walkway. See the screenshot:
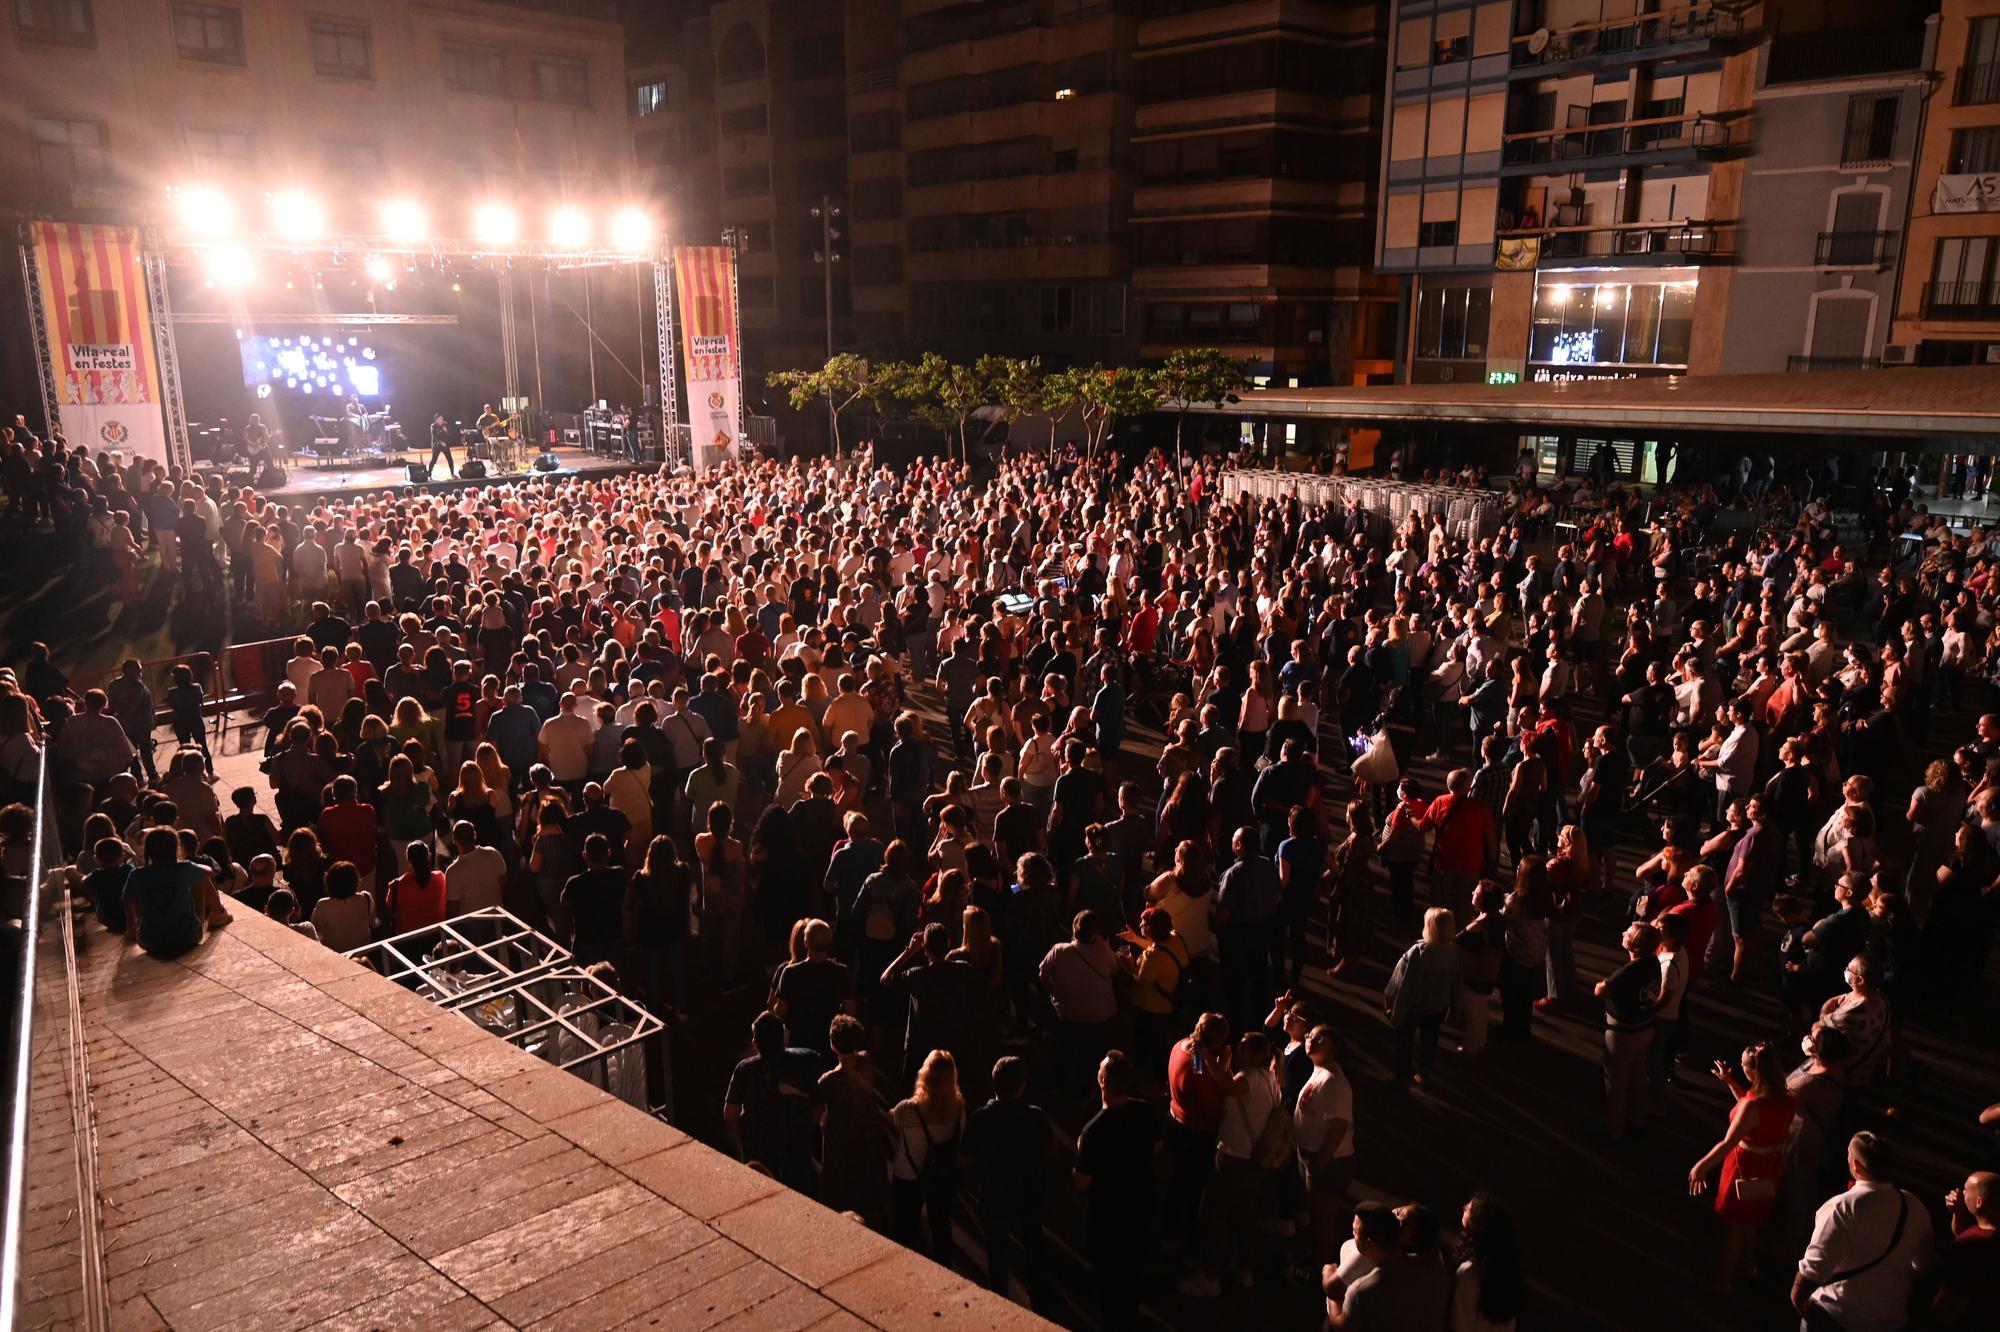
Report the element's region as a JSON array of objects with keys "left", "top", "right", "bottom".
[{"left": 1220, "top": 366, "right": 2000, "bottom": 442}]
